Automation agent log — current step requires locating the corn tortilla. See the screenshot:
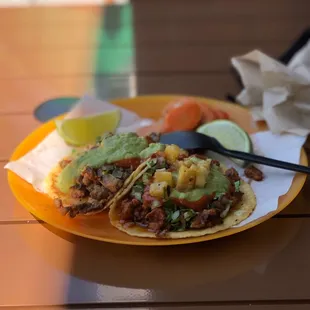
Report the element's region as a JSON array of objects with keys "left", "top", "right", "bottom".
[
  {"left": 44, "top": 158, "right": 149, "bottom": 215},
  {"left": 109, "top": 169, "right": 256, "bottom": 239}
]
